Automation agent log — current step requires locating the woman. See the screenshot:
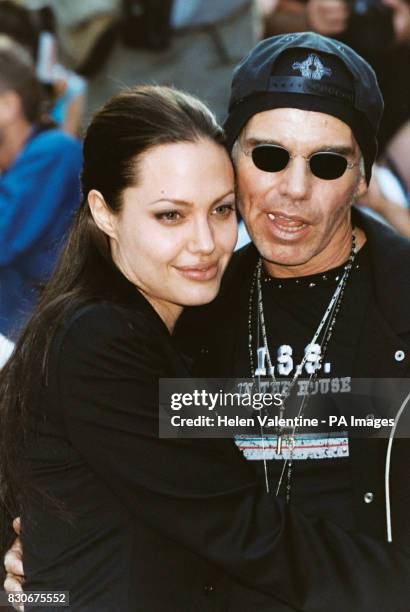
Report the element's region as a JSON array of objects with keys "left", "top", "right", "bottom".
[{"left": 0, "top": 84, "right": 239, "bottom": 610}]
